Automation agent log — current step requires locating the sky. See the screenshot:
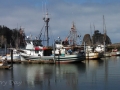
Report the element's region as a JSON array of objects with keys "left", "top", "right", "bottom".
[{"left": 0, "top": 0, "right": 120, "bottom": 45}]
